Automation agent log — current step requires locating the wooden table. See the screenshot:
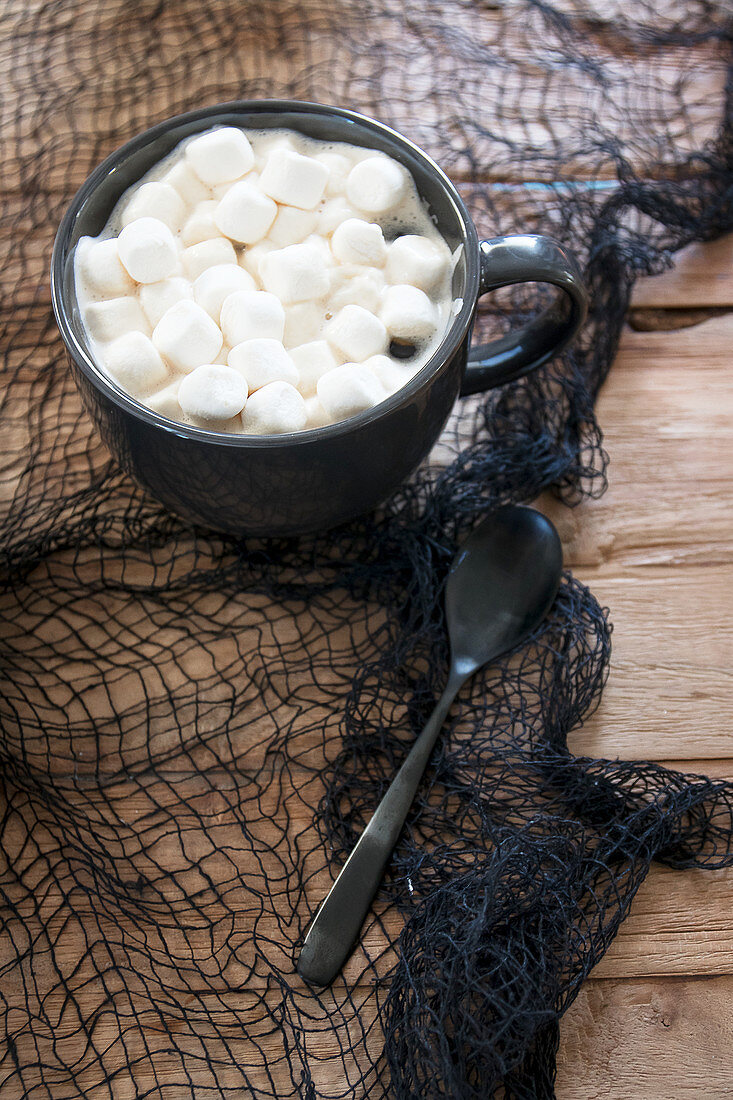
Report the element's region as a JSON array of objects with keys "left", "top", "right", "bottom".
[
  {"left": 2, "top": 2, "right": 732, "bottom": 1096},
  {"left": 553, "top": 236, "right": 733, "bottom": 1096}
]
